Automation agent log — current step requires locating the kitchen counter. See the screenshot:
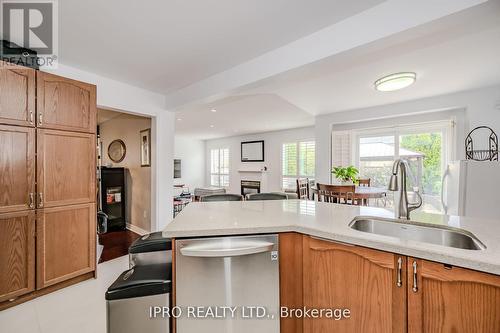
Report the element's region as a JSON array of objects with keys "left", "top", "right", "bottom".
[{"left": 163, "top": 199, "right": 500, "bottom": 275}]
